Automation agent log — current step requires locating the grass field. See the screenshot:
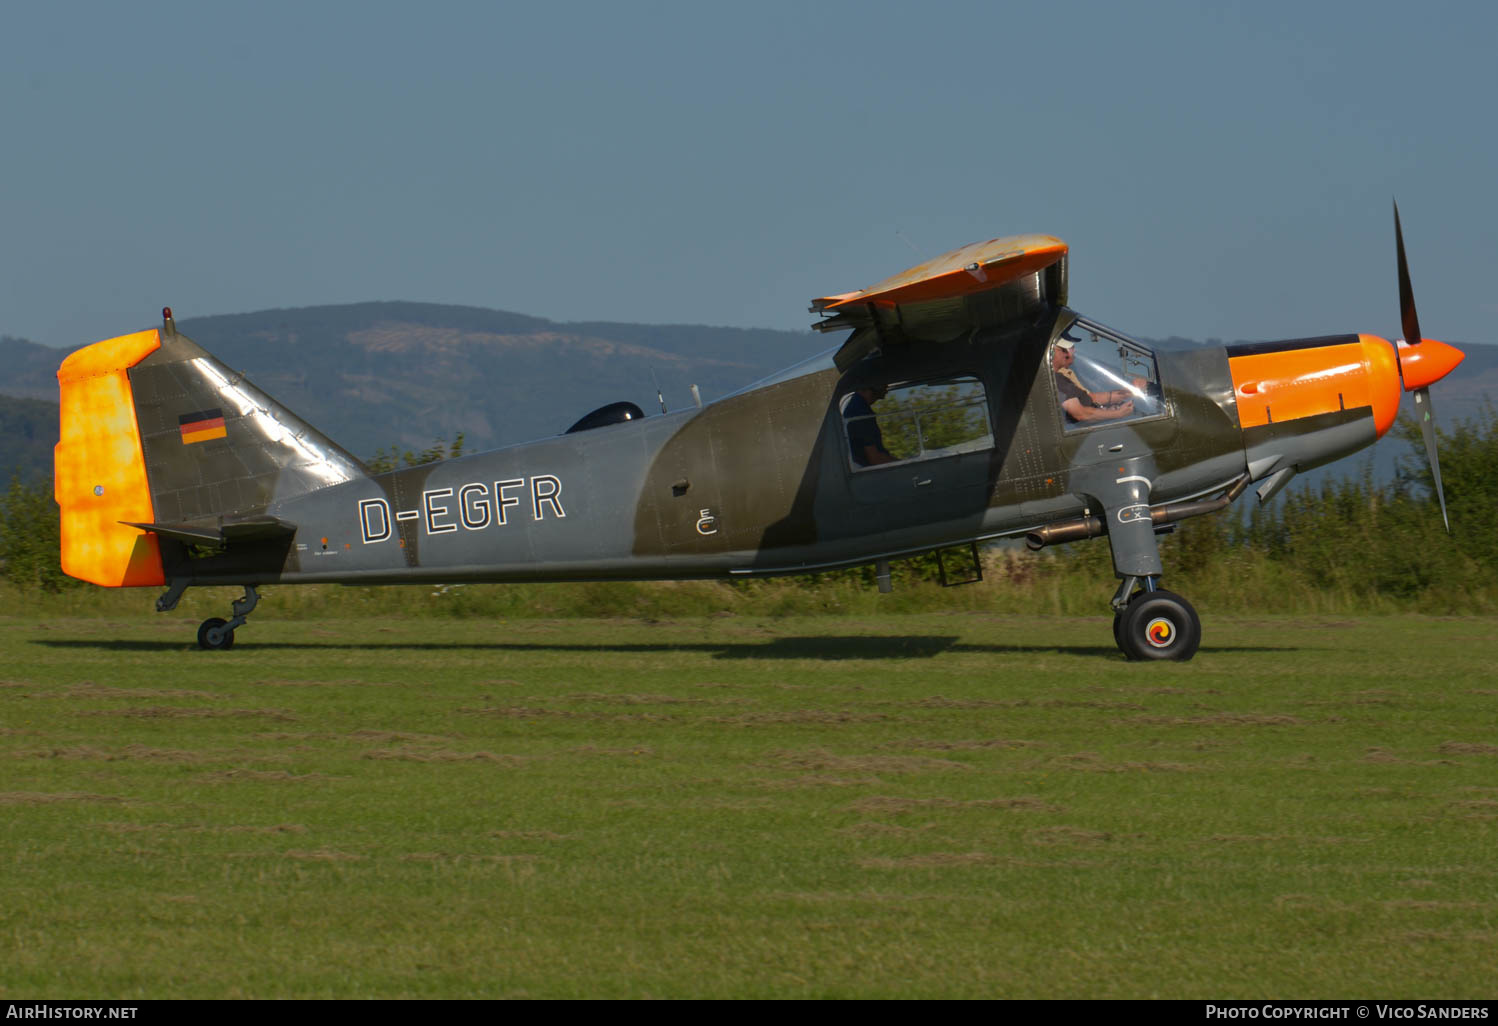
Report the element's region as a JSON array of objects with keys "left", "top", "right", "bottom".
[{"left": 2, "top": 609, "right": 1495, "bottom": 998}]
